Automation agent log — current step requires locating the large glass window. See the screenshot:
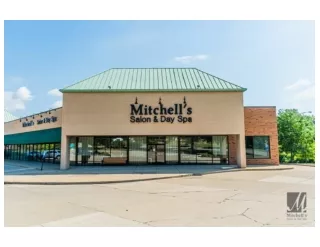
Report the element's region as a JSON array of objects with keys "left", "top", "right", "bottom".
[
  {"left": 54, "top": 143, "right": 61, "bottom": 164},
  {"left": 111, "top": 137, "right": 127, "bottom": 158},
  {"left": 245, "top": 136, "right": 270, "bottom": 159},
  {"left": 129, "top": 137, "right": 147, "bottom": 163},
  {"left": 245, "top": 136, "right": 254, "bottom": 158},
  {"left": 166, "top": 136, "right": 178, "bottom": 163},
  {"left": 180, "top": 137, "right": 196, "bottom": 163},
  {"left": 77, "top": 137, "right": 94, "bottom": 165},
  {"left": 13, "top": 145, "right": 18, "bottom": 160},
  {"left": 194, "top": 136, "right": 212, "bottom": 163},
  {"left": 212, "top": 136, "right": 229, "bottom": 164},
  {"left": 33, "top": 144, "right": 40, "bottom": 161},
  {"left": 62, "top": 135, "right": 233, "bottom": 165},
  {"left": 69, "top": 137, "right": 77, "bottom": 165},
  {"left": 26, "top": 145, "right": 30, "bottom": 161},
  {"left": 21, "top": 145, "right": 26, "bottom": 161},
  {"left": 94, "top": 137, "right": 111, "bottom": 163},
  {"left": 4, "top": 145, "right": 9, "bottom": 159}
]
